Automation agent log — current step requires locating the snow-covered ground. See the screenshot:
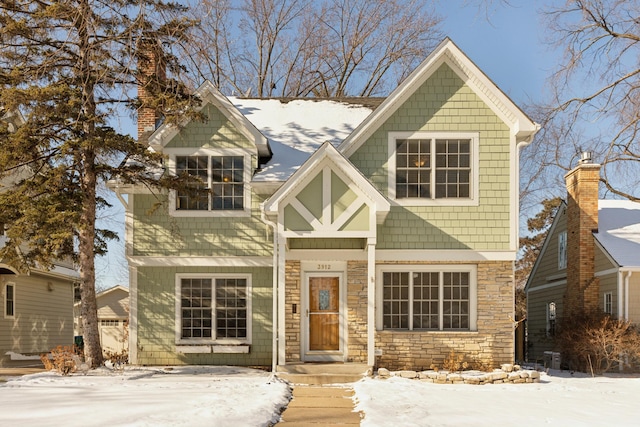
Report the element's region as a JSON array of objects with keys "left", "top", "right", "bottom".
[
  {"left": 0, "top": 366, "right": 290, "bottom": 427},
  {"left": 1, "top": 366, "right": 640, "bottom": 426},
  {"left": 355, "top": 370, "right": 640, "bottom": 426}
]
